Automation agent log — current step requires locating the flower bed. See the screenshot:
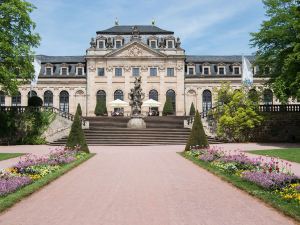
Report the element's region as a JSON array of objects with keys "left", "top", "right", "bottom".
[
  {"left": 0, "top": 146, "right": 88, "bottom": 197},
  {"left": 186, "top": 146, "right": 300, "bottom": 204}
]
